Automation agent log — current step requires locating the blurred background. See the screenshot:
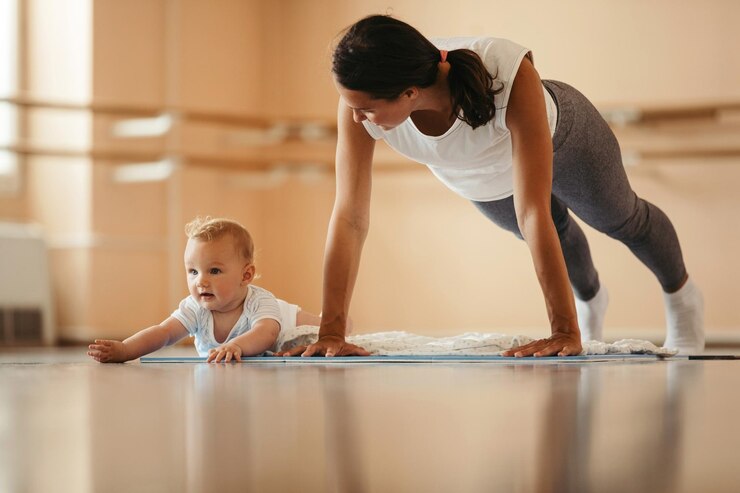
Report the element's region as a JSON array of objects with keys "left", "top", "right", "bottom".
[{"left": 0, "top": 0, "right": 738, "bottom": 347}]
